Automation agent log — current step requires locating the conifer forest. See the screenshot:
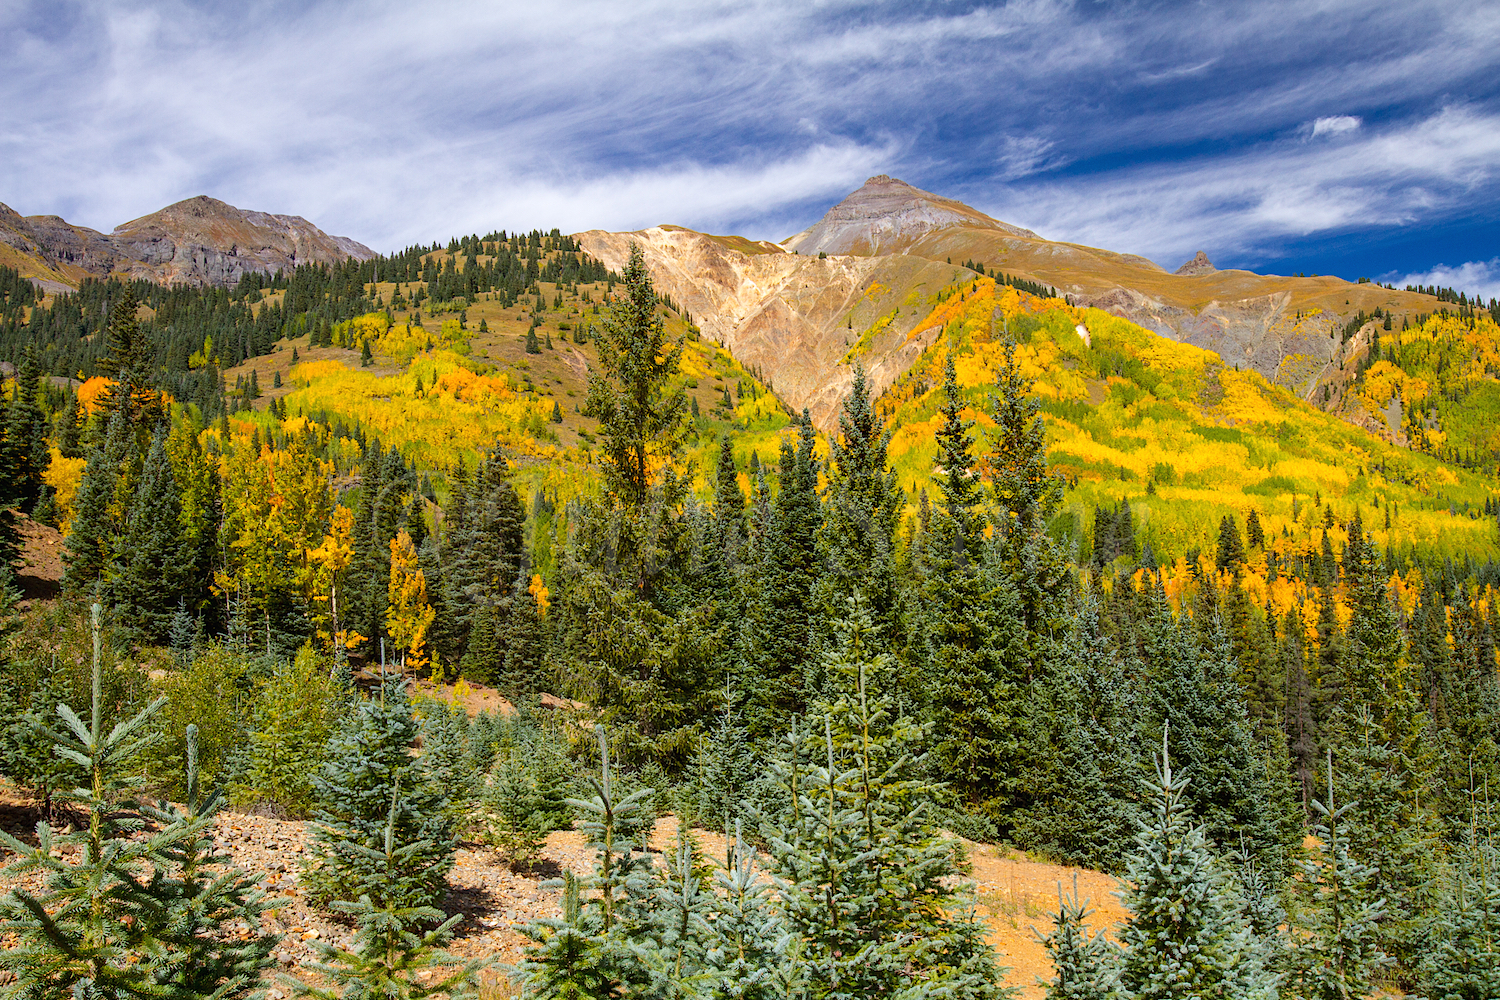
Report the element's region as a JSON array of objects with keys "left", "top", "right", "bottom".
[{"left": 3, "top": 237, "right": 1500, "bottom": 1000}]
